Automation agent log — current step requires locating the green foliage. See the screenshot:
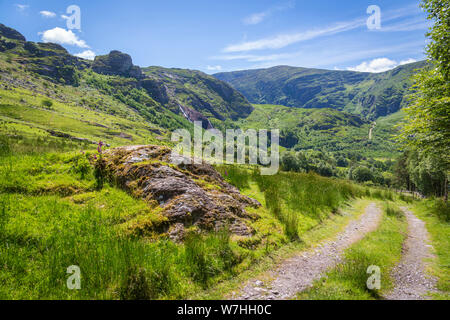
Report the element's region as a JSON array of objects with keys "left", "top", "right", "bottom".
[
  {"left": 398, "top": 68, "right": 450, "bottom": 166},
  {"left": 395, "top": 0, "right": 449, "bottom": 201},
  {"left": 94, "top": 156, "right": 107, "bottom": 190},
  {"left": 0, "top": 135, "right": 11, "bottom": 156},
  {"left": 41, "top": 98, "right": 53, "bottom": 108},
  {"left": 71, "top": 153, "right": 91, "bottom": 179},
  {"left": 350, "top": 166, "right": 375, "bottom": 183},
  {"left": 423, "top": 198, "right": 450, "bottom": 222},
  {"left": 422, "top": 0, "right": 450, "bottom": 81},
  {"left": 393, "top": 150, "right": 448, "bottom": 197}
]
